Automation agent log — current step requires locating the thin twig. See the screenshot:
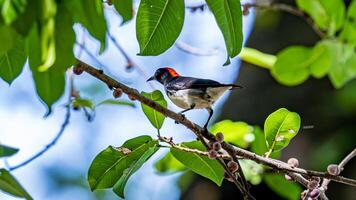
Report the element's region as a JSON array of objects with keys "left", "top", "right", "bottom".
[
  {"left": 76, "top": 60, "right": 356, "bottom": 189},
  {"left": 9, "top": 76, "right": 73, "bottom": 171},
  {"left": 175, "top": 41, "right": 220, "bottom": 56},
  {"left": 320, "top": 148, "right": 356, "bottom": 199},
  {"left": 243, "top": 2, "right": 326, "bottom": 38},
  {"left": 107, "top": 33, "right": 155, "bottom": 89}
]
